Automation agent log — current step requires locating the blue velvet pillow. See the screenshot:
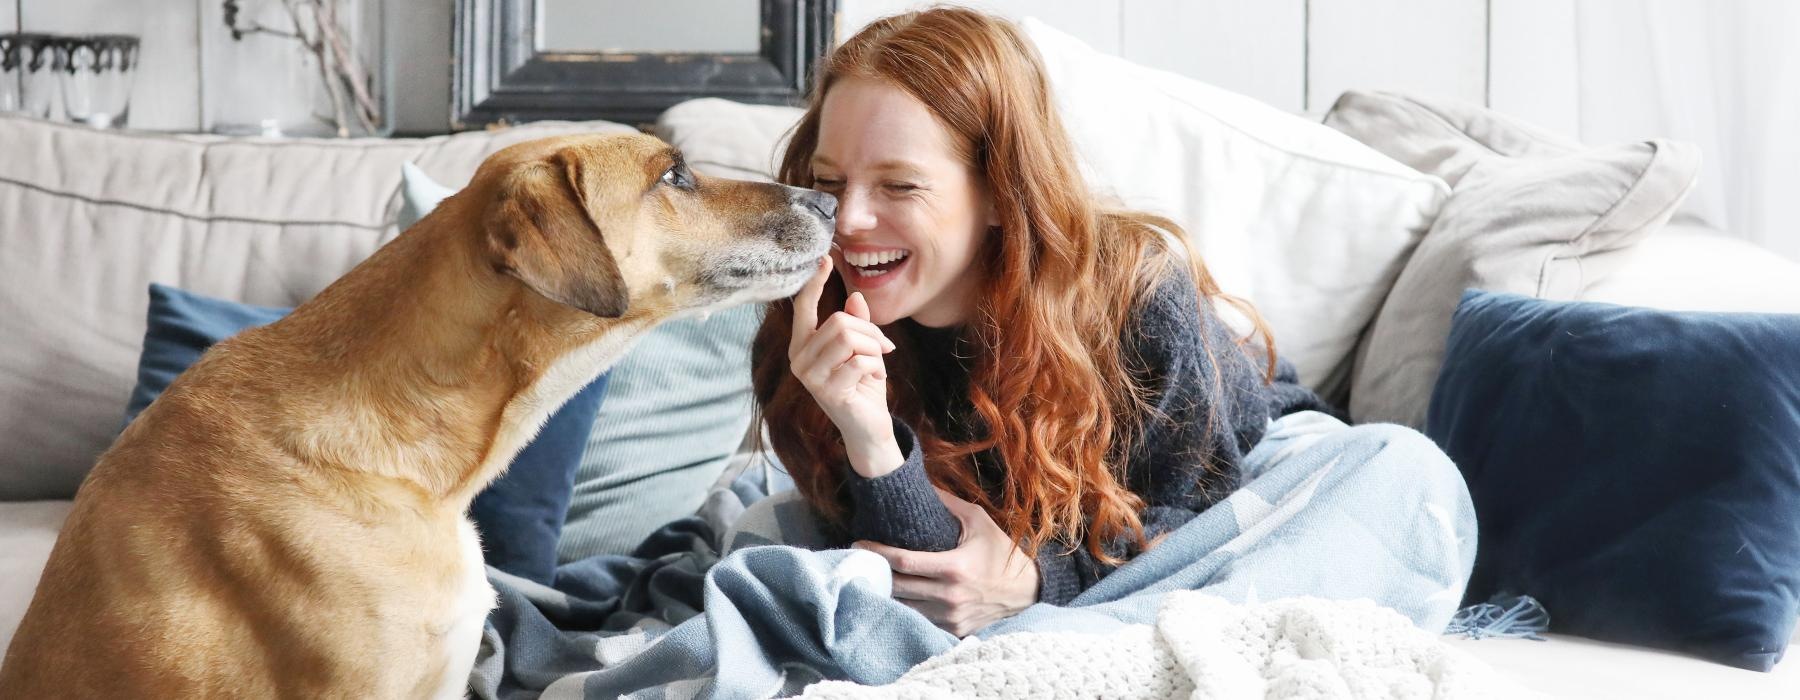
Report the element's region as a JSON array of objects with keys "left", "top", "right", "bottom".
[
  {"left": 1428, "top": 289, "right": 1800, "bottom": 671},
  {"left": 126, "top": 284, "right": 609, "bottom": 585}
]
